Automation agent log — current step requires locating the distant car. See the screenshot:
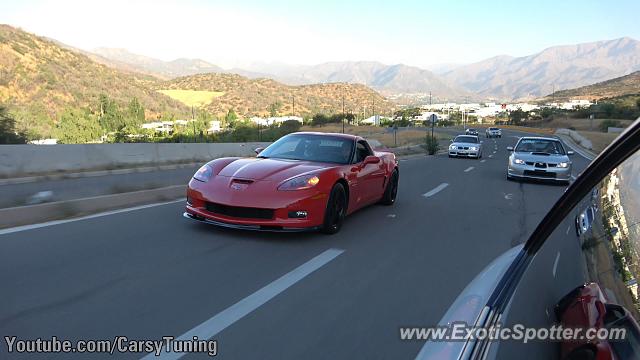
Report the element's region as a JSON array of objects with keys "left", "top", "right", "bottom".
[
  {"left": 575, "top": 206, "right": 595, "bottom": 237},
  {"left": 184, "top": 132, "right": 399, "bottom": 234},
  {"left": 555, "top": 282, "right": 640, "bottom": 360},
  {"left": 449, "top": 135, "right": 482, "bottom": 159},
  {"left": 465, "top": 128, "right": 479, "bottom": 136},
  {"left": 485, "top": 127, "right": 502, "bottom": 138},
  {"left": 507, "top": 137, "right": 574, "bottom": 184}
]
